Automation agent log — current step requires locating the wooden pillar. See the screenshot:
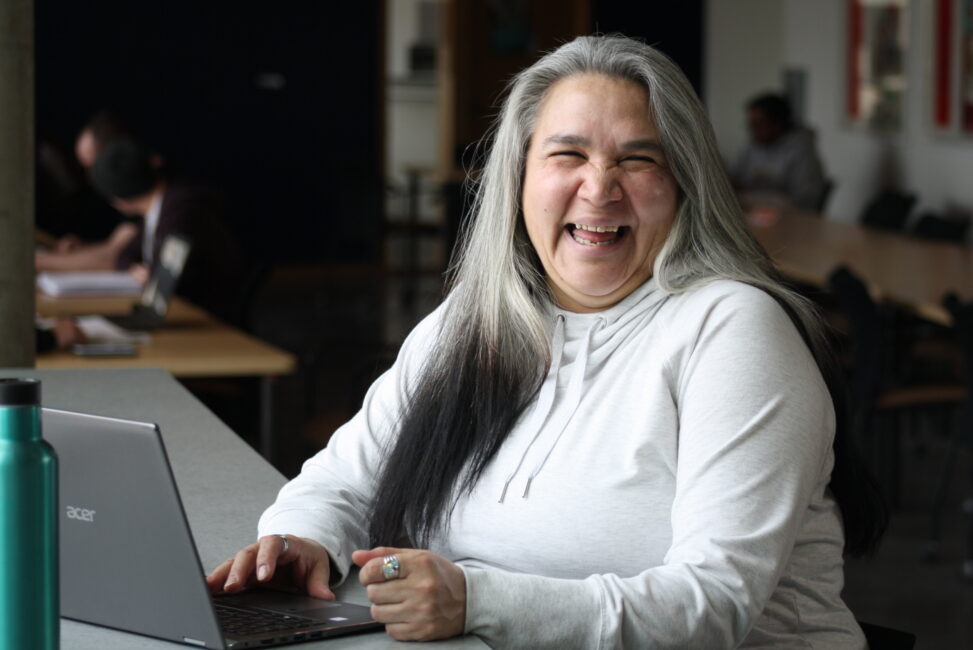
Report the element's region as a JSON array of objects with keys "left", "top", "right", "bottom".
[{"left": 0, "top": 0, "right": 35, "bottom": 367}]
